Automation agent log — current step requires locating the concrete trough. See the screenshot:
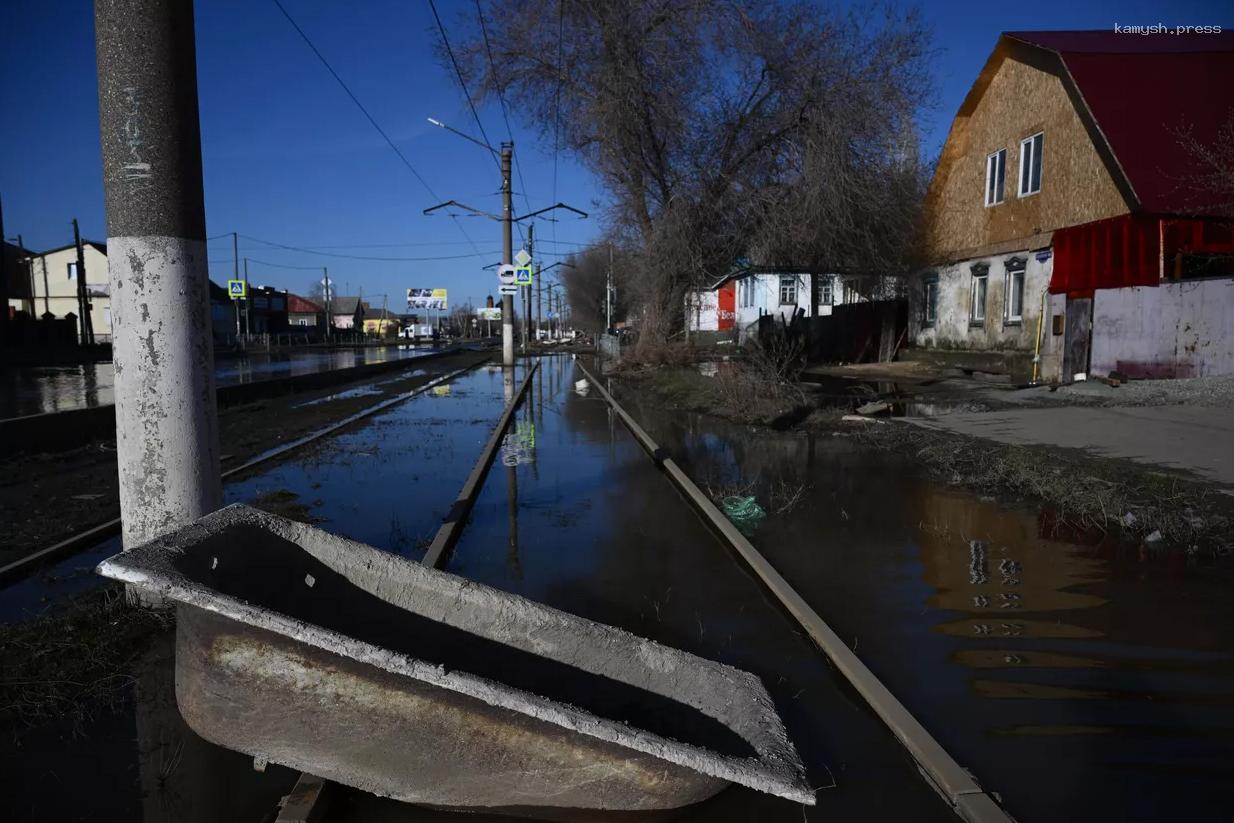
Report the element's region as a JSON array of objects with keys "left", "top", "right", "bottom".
[{"left": 97, "top": 505, "right": 812, "bottom": 813}]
